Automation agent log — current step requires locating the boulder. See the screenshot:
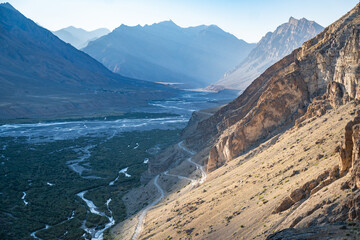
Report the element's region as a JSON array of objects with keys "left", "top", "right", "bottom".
[{"left": 274, "top": 196, "right": 295, "bottom": 213}]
